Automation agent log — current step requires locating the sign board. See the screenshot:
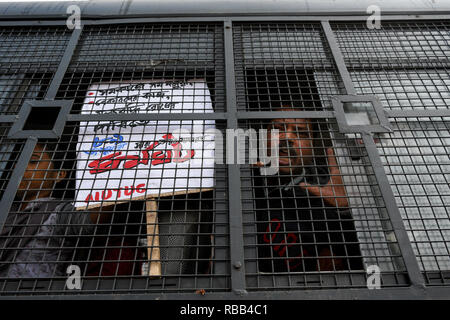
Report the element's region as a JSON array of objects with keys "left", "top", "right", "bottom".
[{"left": 74, "top": 79, "right": 215, "bottom": 209}]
